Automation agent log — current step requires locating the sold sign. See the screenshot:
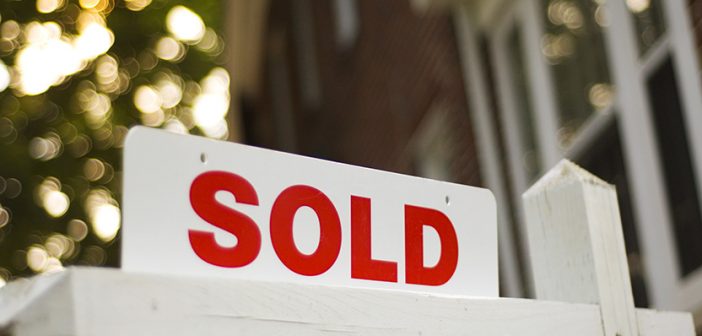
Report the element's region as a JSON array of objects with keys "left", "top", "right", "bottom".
[{"left": 122, "top": 127, "right": 497, "bottom": 297}]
